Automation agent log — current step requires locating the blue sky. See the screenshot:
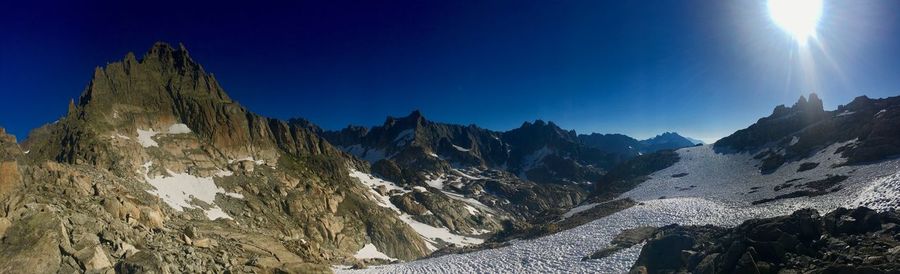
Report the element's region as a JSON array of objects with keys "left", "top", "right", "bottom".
[{"left": 2, "top": 0, "right": 899, "bottom": 143}]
